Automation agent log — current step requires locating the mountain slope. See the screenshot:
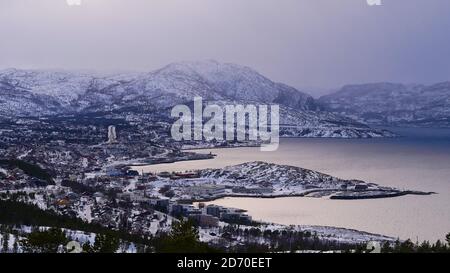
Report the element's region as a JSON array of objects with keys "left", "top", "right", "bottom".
[
  {"left": 319, "top": 82, "right": 450, "bottom": 127},
  {"left": 0, "top": 61, "right": 392, "bottom": 137},
  {"left": 166, "top": 60, "right": 317, "bottom": 110},
  {"left": 0, "top": 61, "right": 317, "bottom": 116}
]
